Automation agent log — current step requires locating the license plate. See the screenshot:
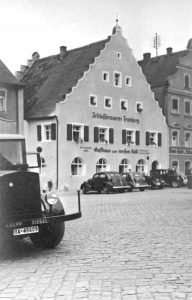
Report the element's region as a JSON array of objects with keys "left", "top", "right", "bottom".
[{"left": 13, "top": 226, "right": 39, "bottom": 236}]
